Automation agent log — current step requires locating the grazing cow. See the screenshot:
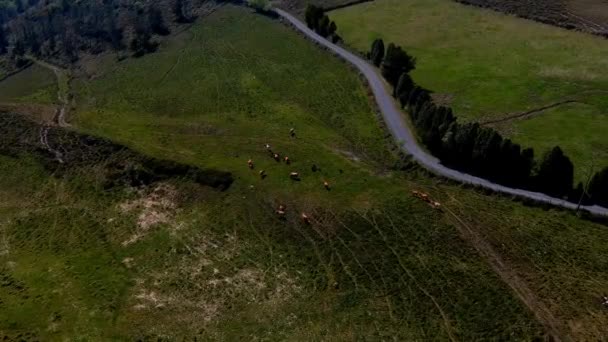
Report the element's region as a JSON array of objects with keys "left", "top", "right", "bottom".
[
  {"left": 284, "top": 156, "right": 291, "bottom": 164},
  {"left": 265, "top": 143, "right": 271, "bottom": 151},
  {"left": 301, "top": 213, "right": 311, "bottom": 225},
  {"left": 290, "top": 128, "right": 296, "bottom": 137},
  {"left": 290, "top": 172, "right": 300, "bottom": 180},
  {"left": 276, "top": 204, "right": 286, "bottom": 217},
  {"left": 273, "top": 153, "right": 280, "bottom": 161},
  {"left": 323, "top": 180, "right": 330, "bottom": 190},
  {"left": 247, "top": 159, "right": 254, "bottom": 169},
  {"left": 259, "top": 170, "right": 266, "bottom": 179}
]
